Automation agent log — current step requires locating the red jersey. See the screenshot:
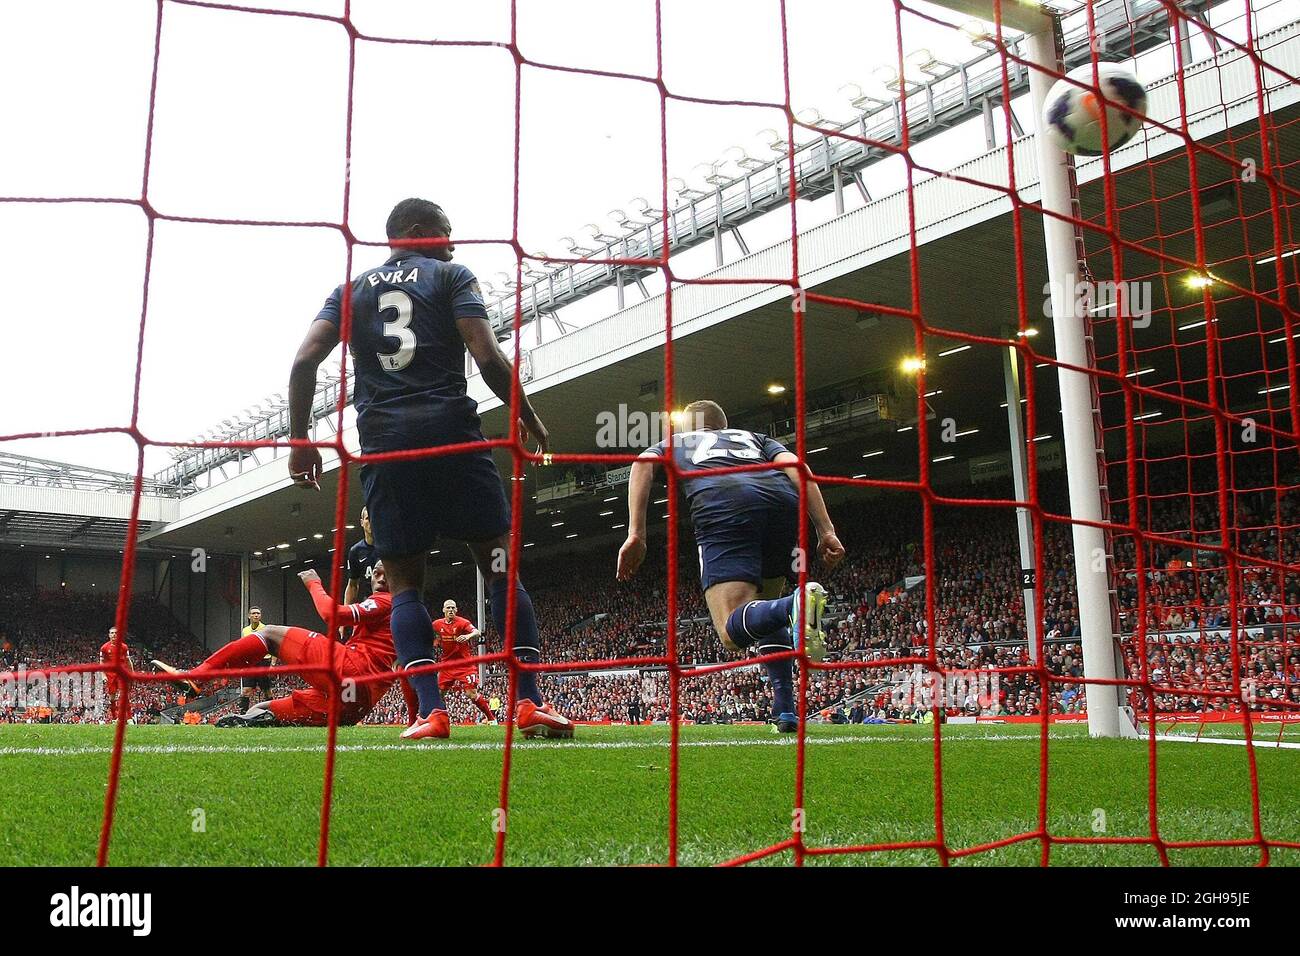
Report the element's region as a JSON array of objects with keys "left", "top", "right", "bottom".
[
  {"left": 433, "top": 615, "right": 477, "bottom": 661},
  {"left": 100, "top": 639, "right": 129, "bottom": 664},
  {"left": 342, "top": 591, "right": 395, "bottom": 670},
  {"left": 306, "top": 581, "right": 395, "bottom": 671}
]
